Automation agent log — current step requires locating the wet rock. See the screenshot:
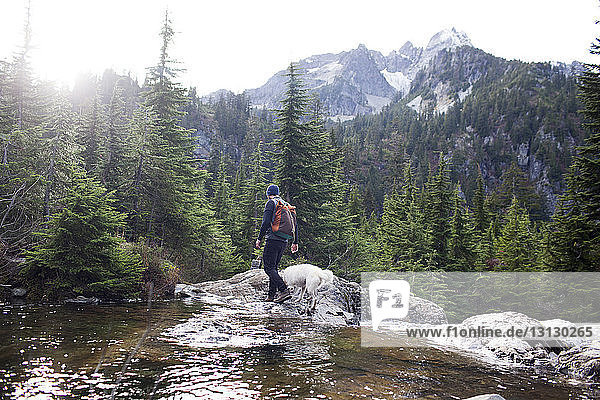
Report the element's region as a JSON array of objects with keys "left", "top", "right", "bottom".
[
  {"left": 405, "top": 294, "right": 447, "bottom": 324},
  {"left": 176, "top": 269, "right": 361, "bottom": 327},
  {"left": 360, "top": 289, "right": 448, "bottom": 326},
  {"left": 444, "top": 312, "right": 549, "bottom": 362},
  {"left": 64, "top": 295, "right": 100, "bottom": 304},
  {"left": 554, "top": 341, "right": 600, "bottom": 381},
  {"left": 463, "top": 395, "right": 506, "bottom": 400},
  {"left": 11, "top": 288, "right": 27, "bottom": 297}
]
